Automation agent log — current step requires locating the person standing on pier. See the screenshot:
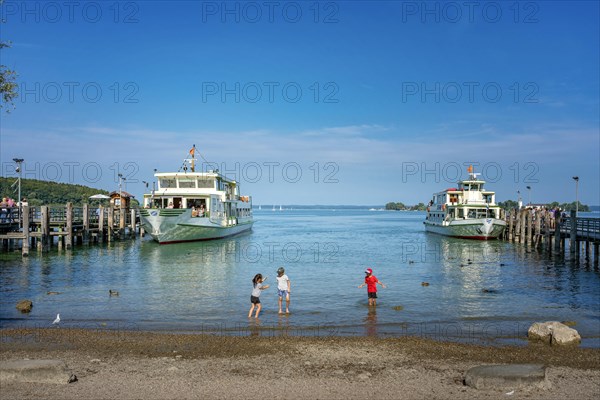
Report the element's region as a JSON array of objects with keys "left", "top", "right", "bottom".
[{"left": 359, "top": 268, "right": 386, "bottom": 306}]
